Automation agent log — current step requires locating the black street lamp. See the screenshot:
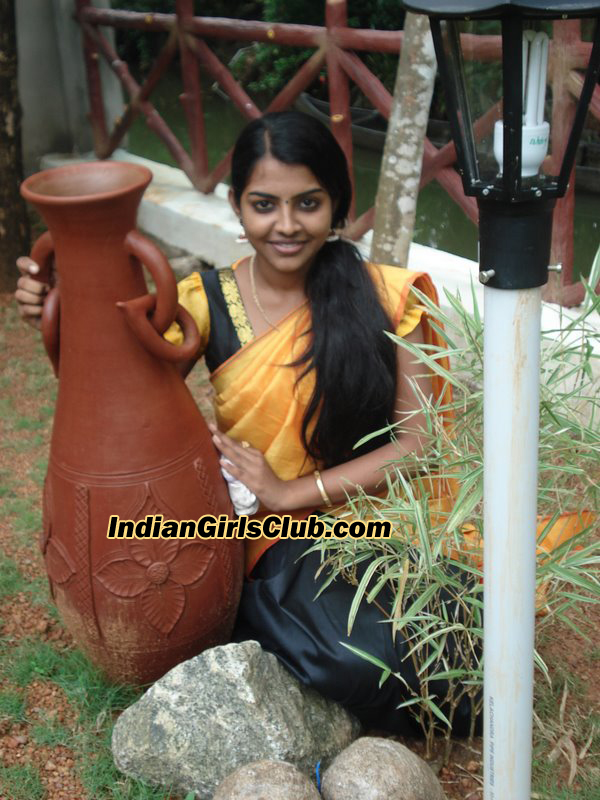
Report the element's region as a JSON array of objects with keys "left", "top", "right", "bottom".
[{"left": 398, "top": 4, "right": 600, "bottom": 799}]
